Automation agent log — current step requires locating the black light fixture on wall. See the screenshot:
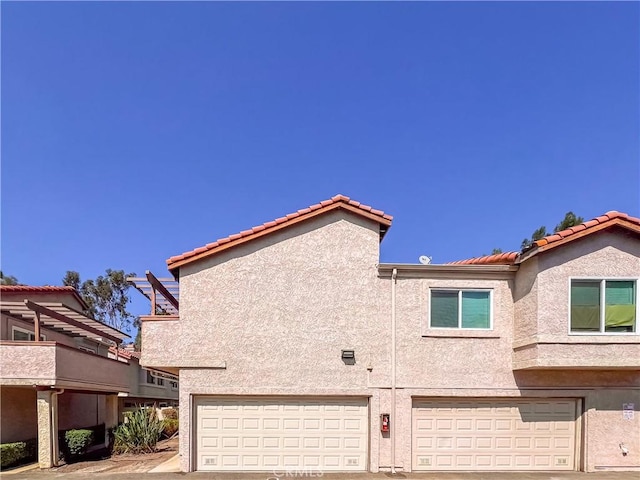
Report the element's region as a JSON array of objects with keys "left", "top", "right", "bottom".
[{"left": 341, "top": 349, "right": 355, "bottom": 365}]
